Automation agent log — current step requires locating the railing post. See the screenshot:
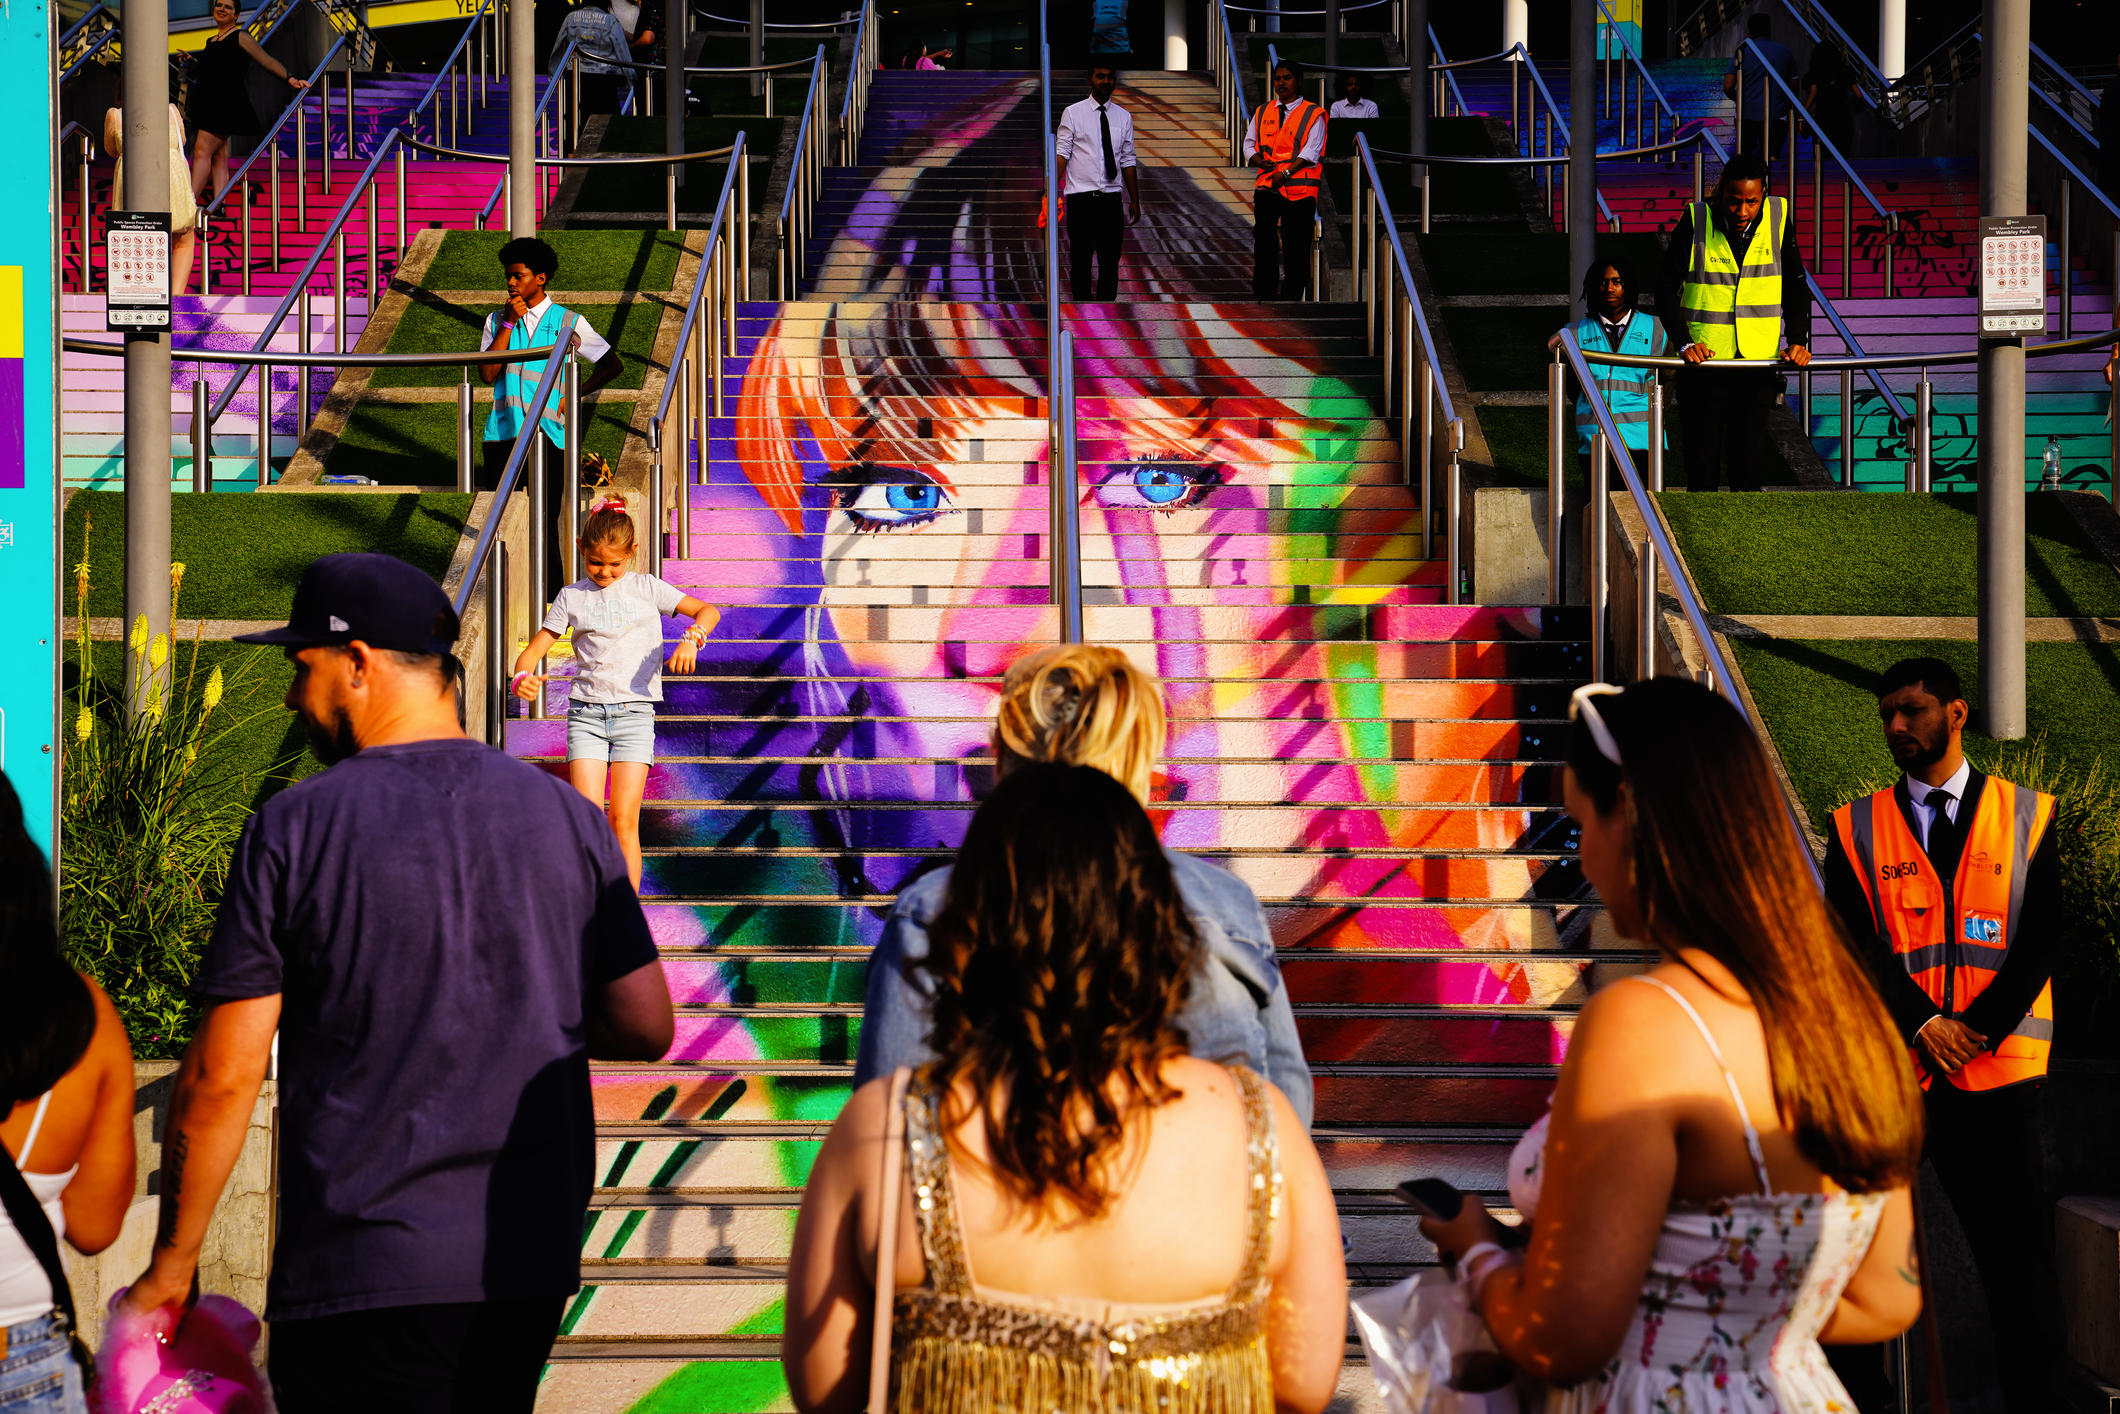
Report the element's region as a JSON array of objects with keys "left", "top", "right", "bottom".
[
  {"left": 258, "top": 358, "right": 274, "bottom": 487},
  {"left": 296, "top": 291, "right": 312, "bottom": 444},
  {"left": 667, "top": 164, "right": 677, "bottom": 232},
  {"left": 271, "top": 144, "right": 282, "bottom": 273},
  {"left": 1915, "top": 371, "right": 1933, "bottom": 493},
  {"left": 457, "top": 367, "right": 475, "bottom": 493},
  {"left": 1649, "top": 372, "right": 1664, "bottom": 493},
  {"left": 2058, "top": 178, "right": 2071, "bottom": 340},
  {"left": 297, "top": 102, "right": 308, "bottom": 230},
  {"left": 486, "top": 543, "right": 507, "bottom": 746},
  {"left": 1445, "top": 418, "right": 1462, "bottom": 605},
  {"left": 1548, "top": 349, "right": 1566, "bottom": 604},
  {"left": 241, "top": 184, "right": 253, "bottom": 296},
  {"left": 676, "top": 357, "right": 693, "bottom": 560},
  {"left": 1885, "top": 211, "right": 1896, "bottom": 298},
  {"left": 648, "top": 417, "right": 666, "bottom": 577},
  {"left": 1839, "top": 369, "right": 1853, "bottom": 486},
  {"left": 1636, "top": 530, "right": 1656, "bottom": 680},
  {"left": 1841, "top": 179, "right": 1851, "bottom": 298},
  {"left": 334, "top": 233, "right": 347, "bottom": 354},
  {"left": 1812, "top": 134, "right": 1823, "bottom": 273},
  {"left": 1692, "top": 146, "right": 1703, "bottom": 205},
  {"left": 191, "top": 374, "right": 212, "bottom": 494},
  {"left": 1590, "top": 430, "right": 1609, "bottom": 684},
  {"left": 564, "top": 359, "right": 581, "bottom": 583},
  {"left": 528, "top": 439, "right": 548, "bottom": 716},
  {"left": 396, "top": 146, "right": 407, "bottom": 277},
  {"left": 322, "top": 70, "right": 333, "bottom": 193}
]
